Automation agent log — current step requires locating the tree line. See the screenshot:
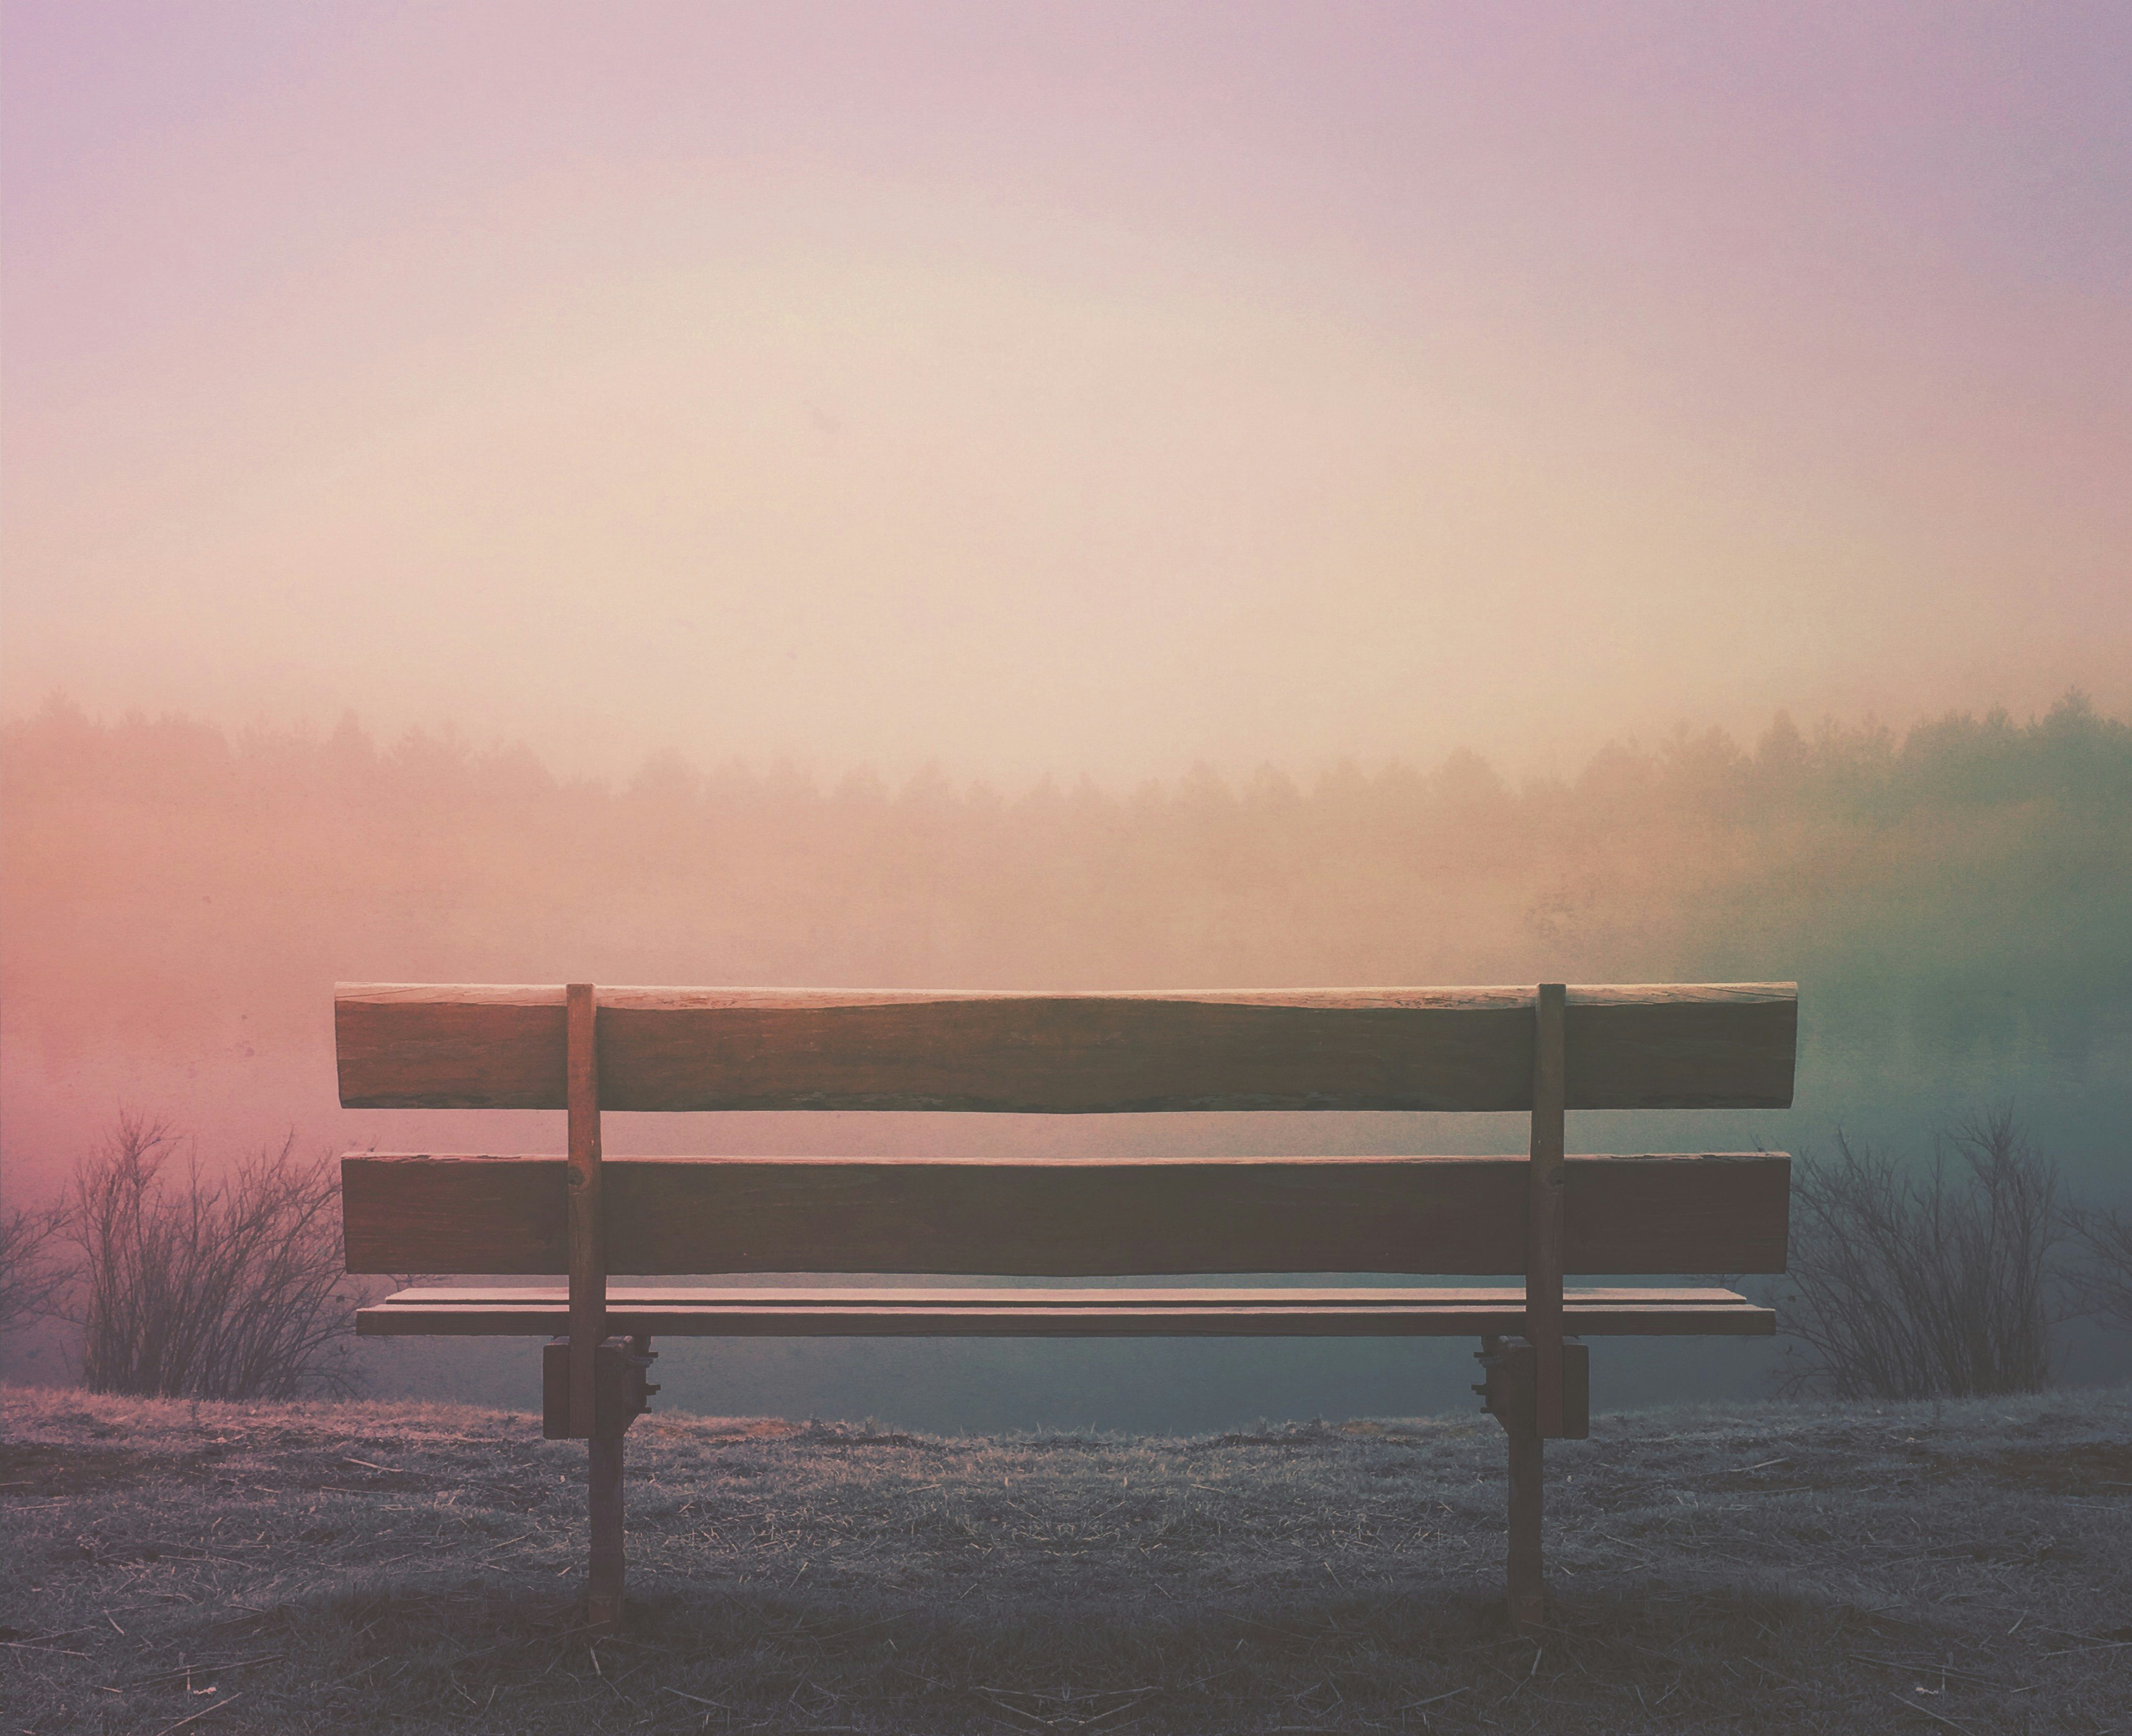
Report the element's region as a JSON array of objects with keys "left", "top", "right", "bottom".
[
  {"left": 6, "top": 689, "right": 2125, "bottom": 1052},
  {"left": 4, "top": 687, "right": 2130, "bottom": 1404}
]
